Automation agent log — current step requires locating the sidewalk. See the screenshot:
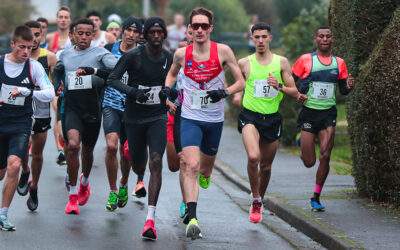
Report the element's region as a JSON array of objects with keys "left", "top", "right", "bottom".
[{"left": 215, "top": 125, "right": 400, "bottom": 250}]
